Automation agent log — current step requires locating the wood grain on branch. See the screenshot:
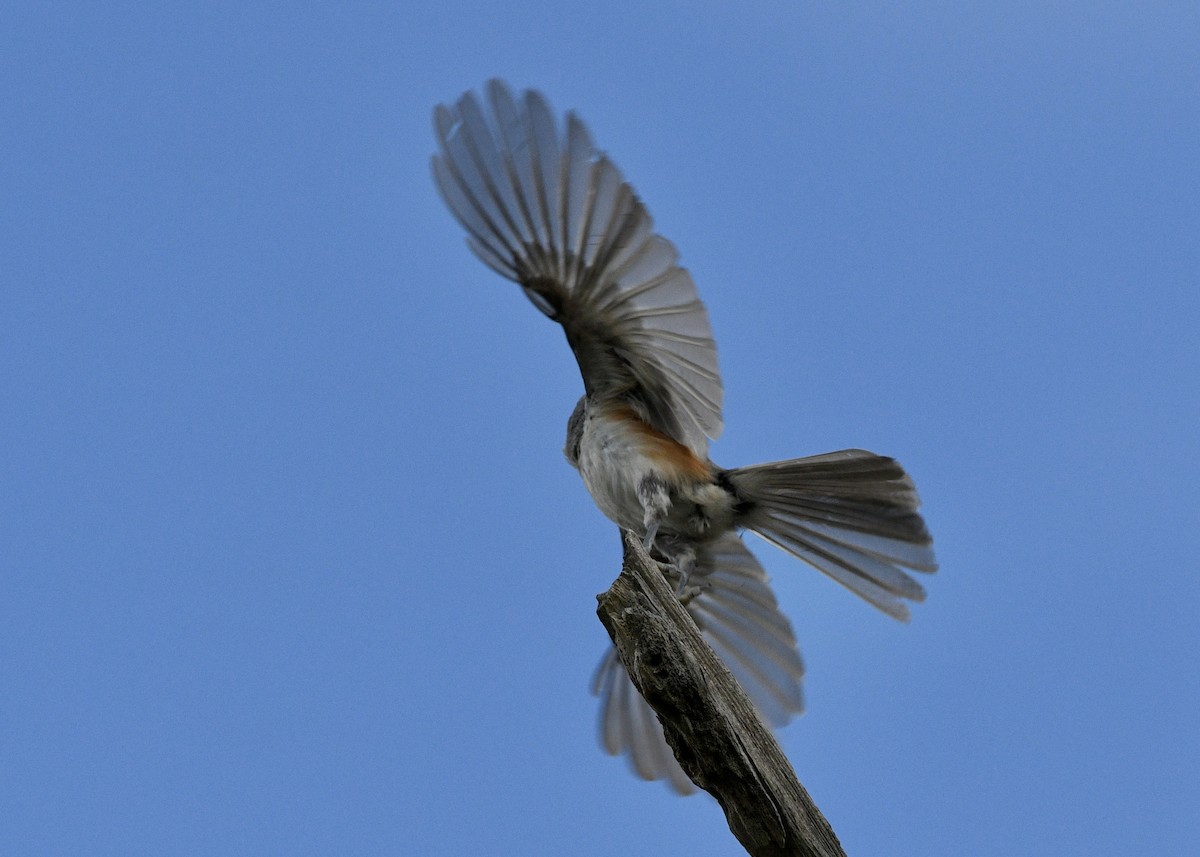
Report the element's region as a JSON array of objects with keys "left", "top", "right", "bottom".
[{"left": 596, "top": 531, "right": 847, "bottom": 857}]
